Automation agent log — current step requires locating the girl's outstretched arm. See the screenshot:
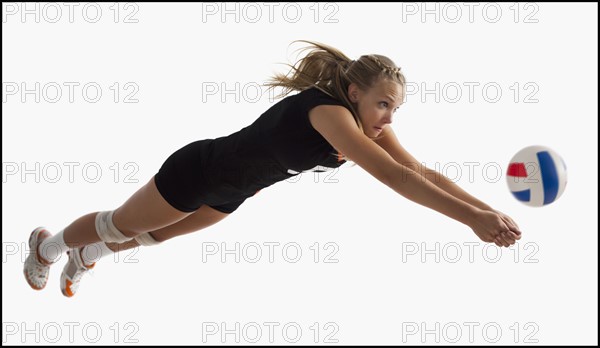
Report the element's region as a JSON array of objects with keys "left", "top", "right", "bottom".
[
  {"left": 374, "top": 126, "right": 522, "bottom": 236},
  {"left": 373, "top": 126, "right": 493, "bottom": 208},
  {"left": 310, "top": 105, "right": 520, "bottom": 247}
]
